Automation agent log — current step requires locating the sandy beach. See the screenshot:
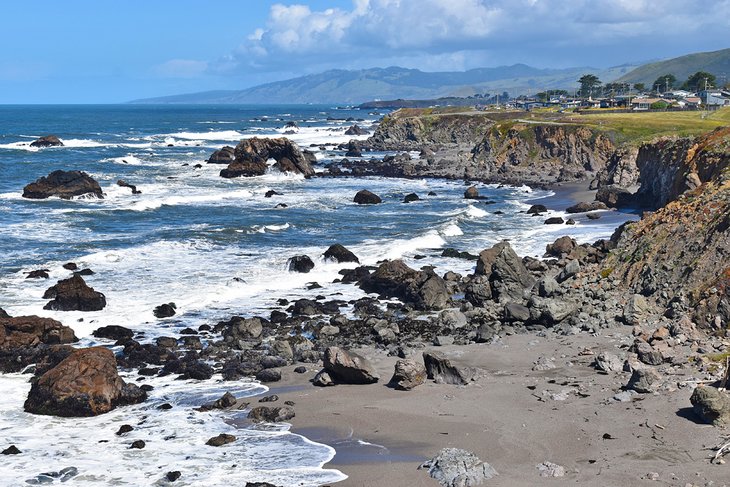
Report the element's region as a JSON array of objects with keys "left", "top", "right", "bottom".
[{"left": 268, "top": 331, "right": 727, "bottom": 486}]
